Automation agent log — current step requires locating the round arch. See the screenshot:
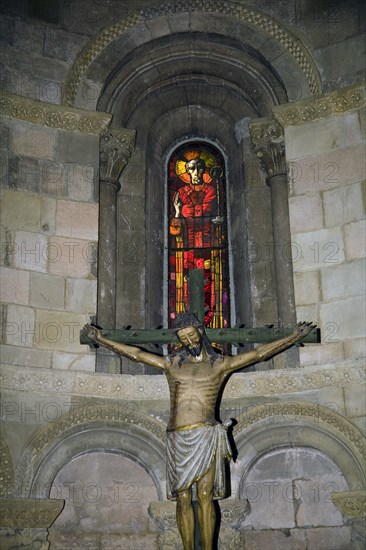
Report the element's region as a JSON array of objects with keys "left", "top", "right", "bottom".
[
  {"left": 62, "top": 0, "right": 321, "bottom": 109},
  {"left": 230, "top": 401, "right": 366, "bottom": 496},
  {"left": 14, "top": 406, "right": 167, "bottom": 501}
]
